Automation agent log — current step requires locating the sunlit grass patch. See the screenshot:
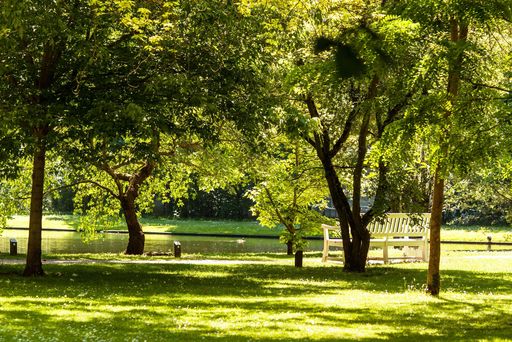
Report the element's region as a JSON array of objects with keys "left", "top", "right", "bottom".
[
  {"left": 0, "top": 251, "right": 511, "bottom": 341},
  {"left": 6, "top": 215, "right": 276, "bottom": 235}
]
